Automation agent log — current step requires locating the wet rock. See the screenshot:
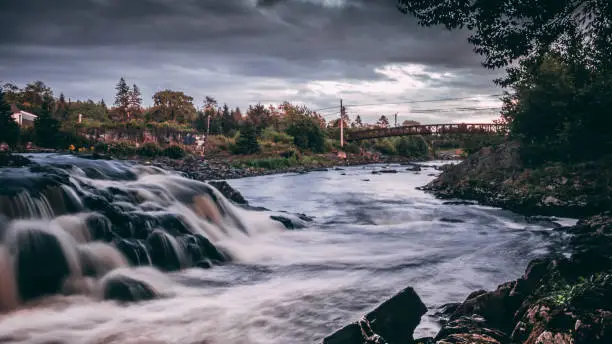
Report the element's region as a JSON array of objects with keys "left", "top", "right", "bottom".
[
  {"left": 0, "top": 153, "right": 33, "bottom": 168},
  {"left": 101, "top": 274, "right": 158, "bottom": 303},
  {"left": 440, "top": 218, "right": 465, "bottom": 223},
  {"left": 322, "top": 286, "right": 427, "bottom": 344},
  {"left": 270, "top": 215, "right": 306, "bottom": 229},
  {"left": 405, "top": 165, "right": 422, "bottom": 172},
  {"left": 11, "top": 227, "right": 75, "bottom": 302},
  {"left": 208, "top": 181, "right": 248, "bottom": 205},
  {"left": 114, "top": 239, "right": 152, "bottom": 266},
  {"left": 379, "top": 169, "right": 398, "bottom": 174},
  {"left": 146, "top": 231, "right": 183, "bottom": 271},
  {"left": 435, "top": 315, "right": 507, "bottom": 344}
]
